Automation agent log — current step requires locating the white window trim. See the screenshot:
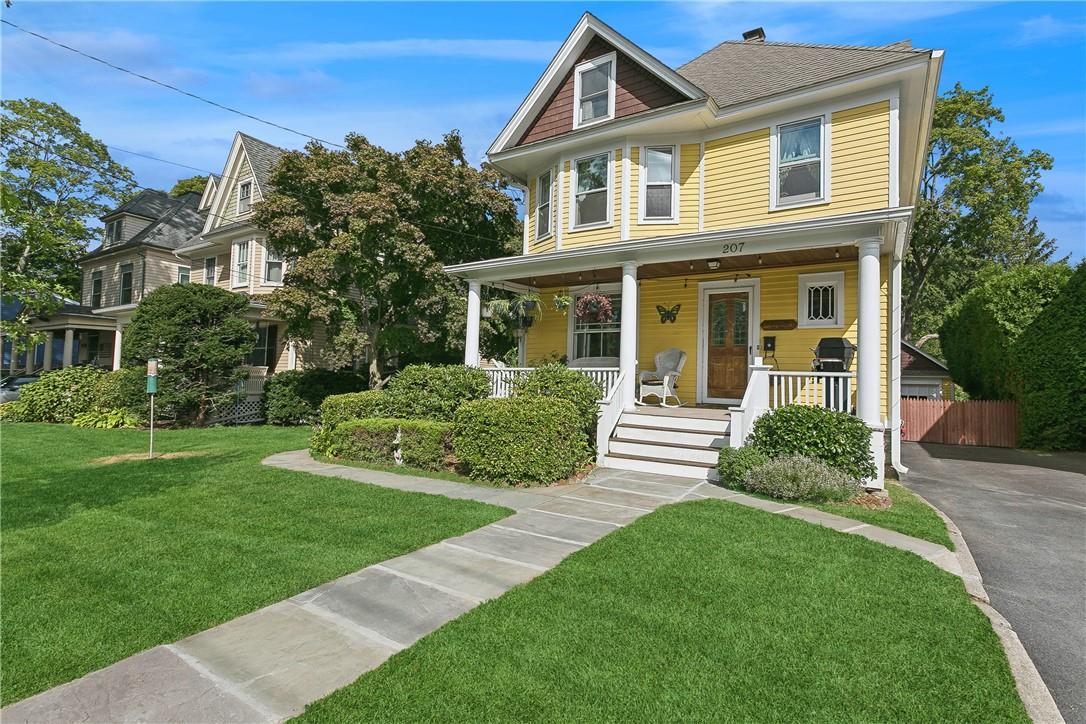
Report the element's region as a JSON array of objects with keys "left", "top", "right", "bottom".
[
  {"left": 797, "top": 271, "right": 845, "bottom": 328},
  {"left": 572, "top": 52, "right": 617, "bottom": 130},
  {"left": 263, "top": 245, "right": 284, "bottom": 286},
  {"left": 565, "top": 283, "right": 622, "bottom": 361},
  {"left": 203, "top": 256, "right": 217, "bottom": 285},
  {"left": 90, "top": 268, "right": 104, "bottom": 307},
  {"left": 637, "top": 144, "right": 679, "bottom": 225},
  {"left": 105, "top": 219, "right": 123, "bottom": 244},
  {"left": 568, "top": 150, "right": 613, "bottom": 232},
  {"left": 769, "top": 114, "right": 831, "bottom": 211},
  {"left": 535, "top": 169, "right": 553, "bottom": 242},
  {"left": 177, "top": 266, "right": 190, "bottom": 285},
  {"left": 232, "top": 239, "right": 250, "bottom": 289},
  {"left": 237, "top": 180, "right": 253, "bottom": 215}
]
